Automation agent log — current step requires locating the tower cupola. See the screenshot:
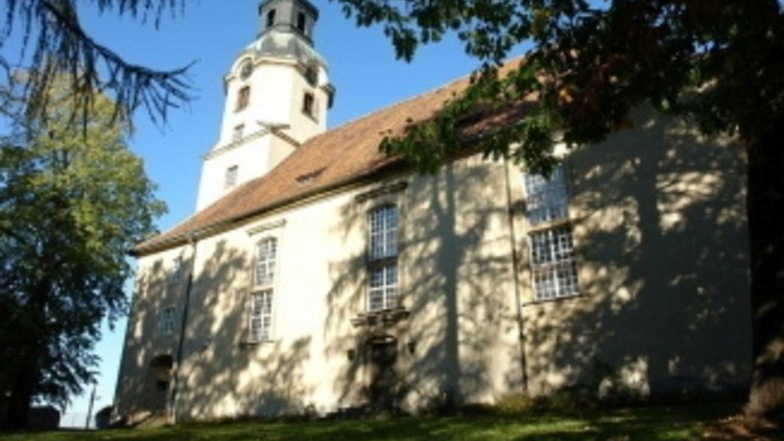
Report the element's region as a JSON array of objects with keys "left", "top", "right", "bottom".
[
  {"left": 258, "top": 0, "right": 319, "bottom": 44},
  {"left": 195, "top": 0, "right": 335, "bottom": 211}
]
